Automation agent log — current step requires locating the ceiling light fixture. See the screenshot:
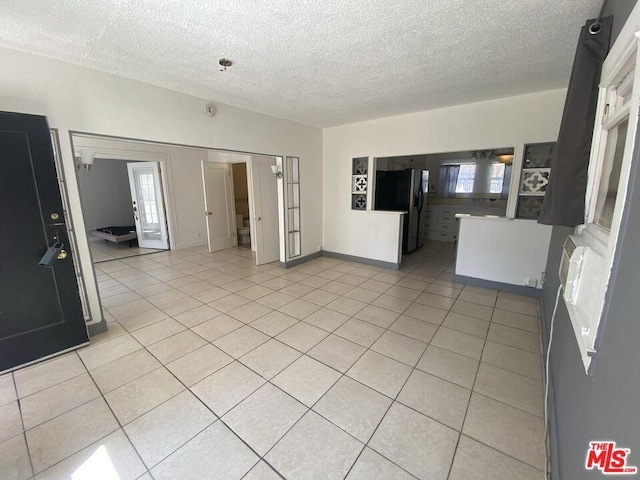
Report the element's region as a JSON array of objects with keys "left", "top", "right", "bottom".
[
  {"left": 219, "top": 58, "right": 233, "bottom": 71},
  {"left": 496, "top": 154, "right": 514, "bottom": 164}
]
